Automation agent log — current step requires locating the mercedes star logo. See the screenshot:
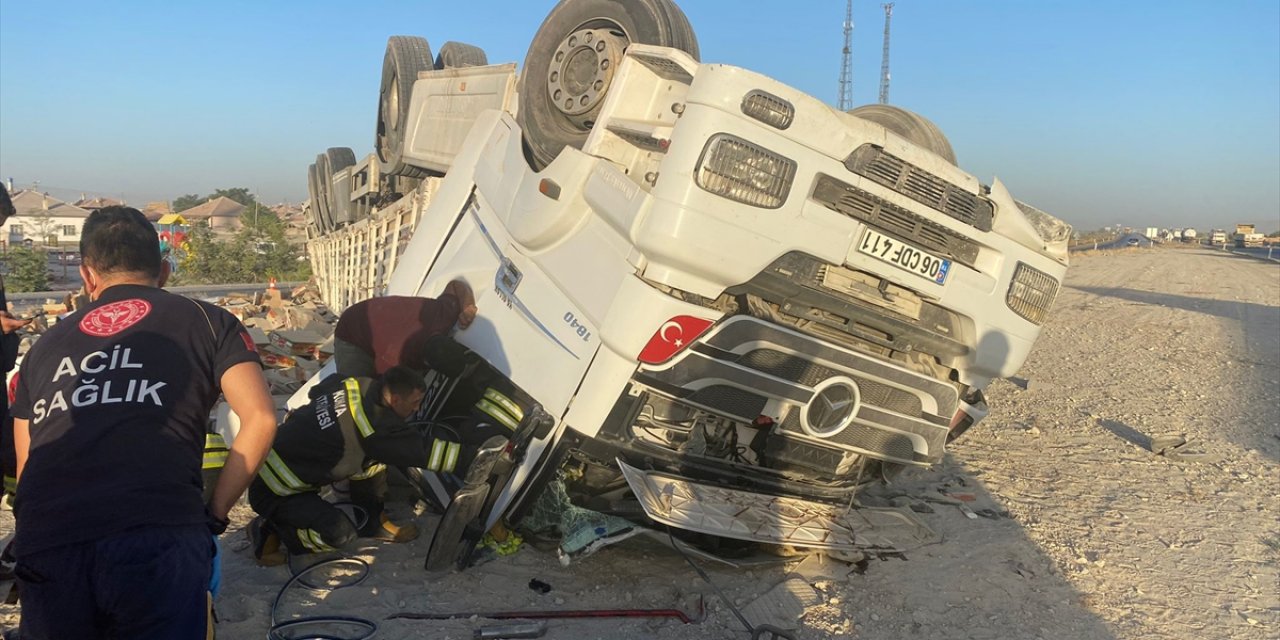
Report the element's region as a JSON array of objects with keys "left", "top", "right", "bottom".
[{"left": 800, "top": 377, "right": 860, "bottom": 438}]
